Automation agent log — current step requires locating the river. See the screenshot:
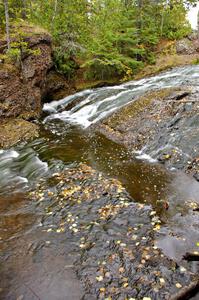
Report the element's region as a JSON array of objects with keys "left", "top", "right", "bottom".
[{"left": 1, "top": 65, "right": 199, "bottom": 299}]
